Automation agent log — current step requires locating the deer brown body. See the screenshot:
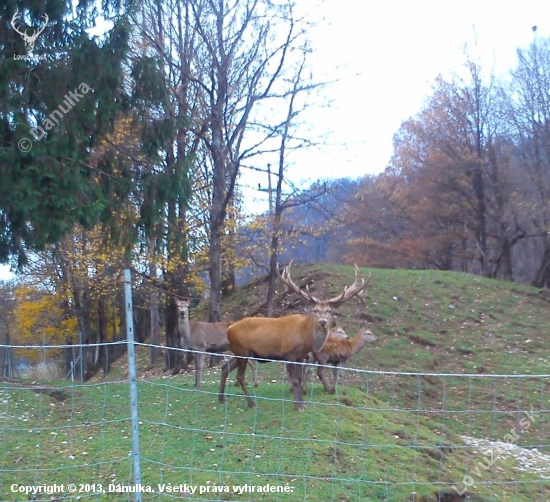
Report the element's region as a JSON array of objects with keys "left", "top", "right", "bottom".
[
  {"left": 303, "top": 328, "right": 378, "bottom": 395},
  {"left": 219, "top": 262, "right": 370, "bottom": 410},
  {"left": 220, "top": 311, "right": 331, "bottom": 410}
]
